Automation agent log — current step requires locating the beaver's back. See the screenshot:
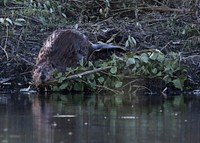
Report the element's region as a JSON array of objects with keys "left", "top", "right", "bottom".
[
  {"left": 37, "top": 29, "right": 92, "bottom": 70},
  {"left": 33, "top": 29, "right": 93, "bottom": 87}
]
